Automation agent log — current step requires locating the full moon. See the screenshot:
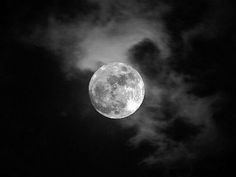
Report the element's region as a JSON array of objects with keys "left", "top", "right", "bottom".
[{"left": 88, "top": 62, "right": 145, "bottom": 119}]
